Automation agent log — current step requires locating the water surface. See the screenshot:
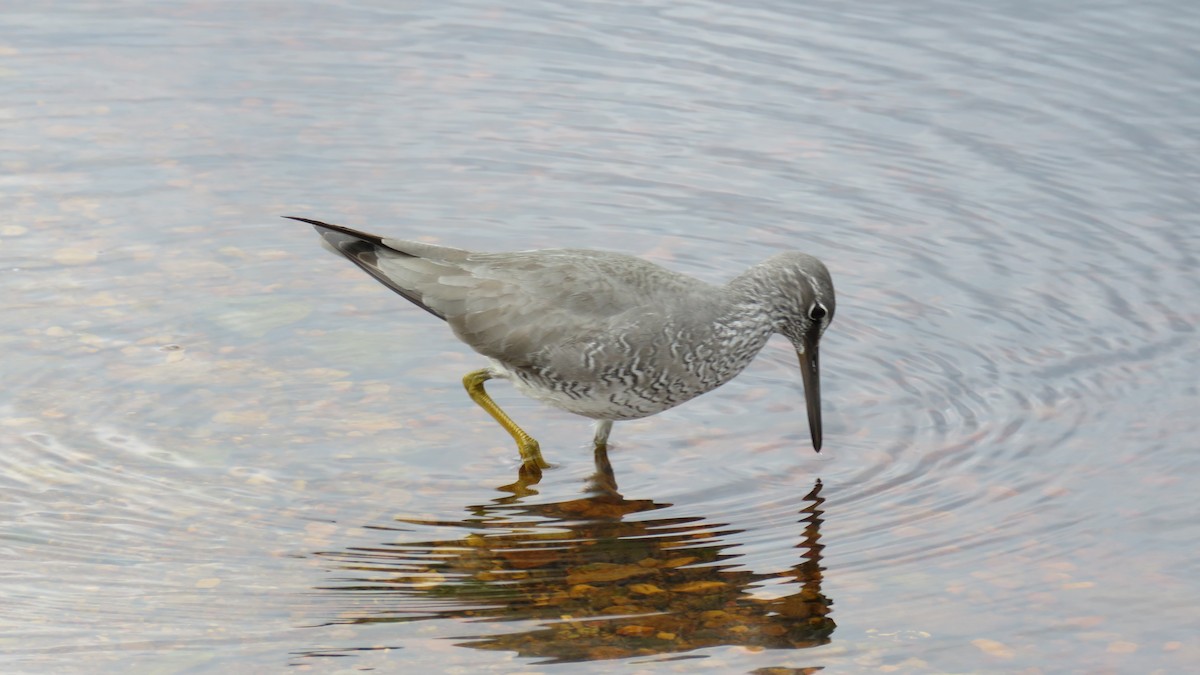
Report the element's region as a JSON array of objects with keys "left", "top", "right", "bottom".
[{"left": 2, "top": 0, "right": 1197, "bottom": 672}]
